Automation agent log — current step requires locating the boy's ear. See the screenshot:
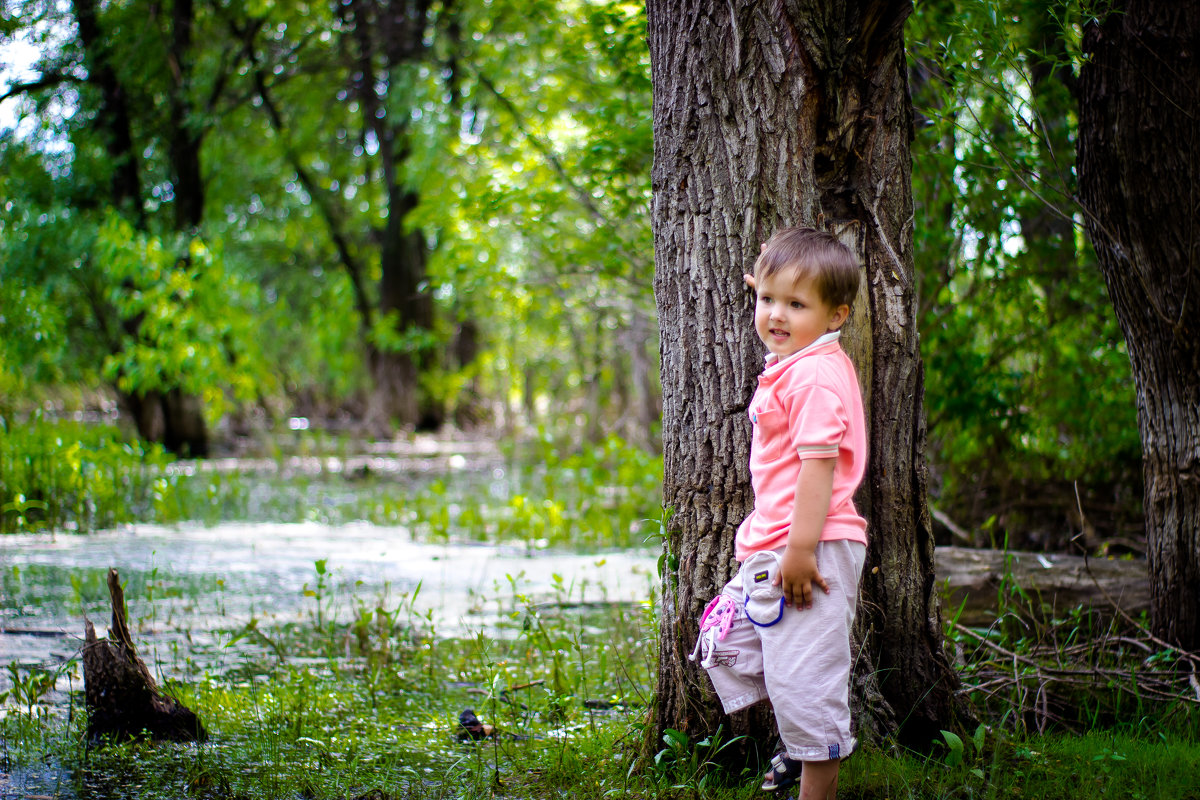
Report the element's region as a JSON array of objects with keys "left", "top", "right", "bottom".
[
  {"left": 744, "top": 273, "right": 757, "bottom": 290},
  {"left": 827, "top": 304, "right": 851, "bottom": 331}
]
